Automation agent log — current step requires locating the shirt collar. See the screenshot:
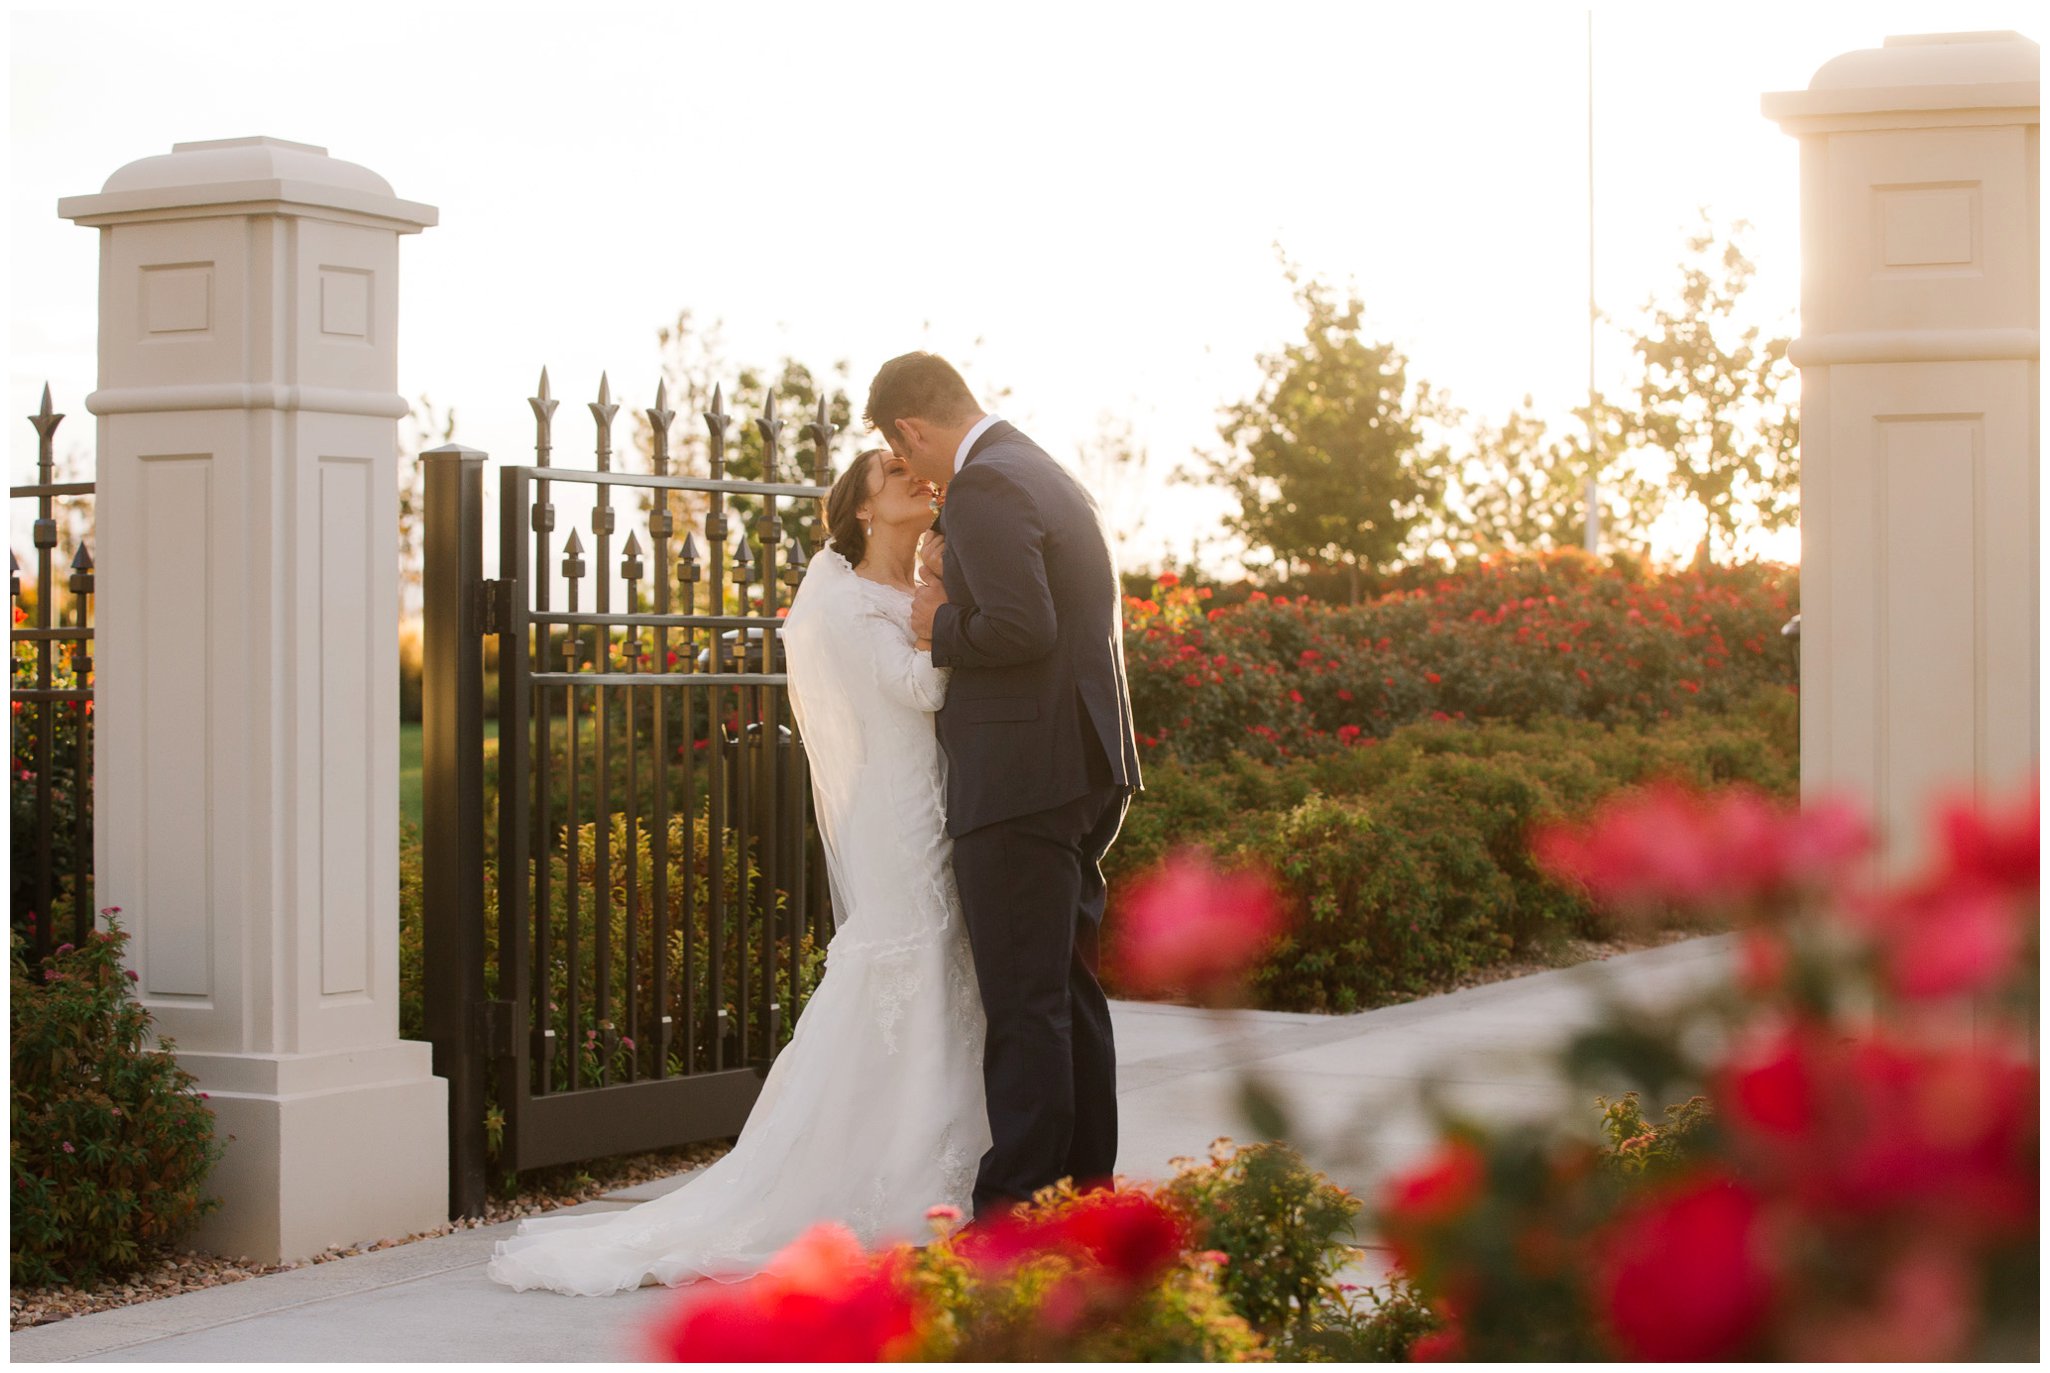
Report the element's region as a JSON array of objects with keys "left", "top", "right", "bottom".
[{"left": 953, "top": 414, "right": 1001, "bottom": 475}]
